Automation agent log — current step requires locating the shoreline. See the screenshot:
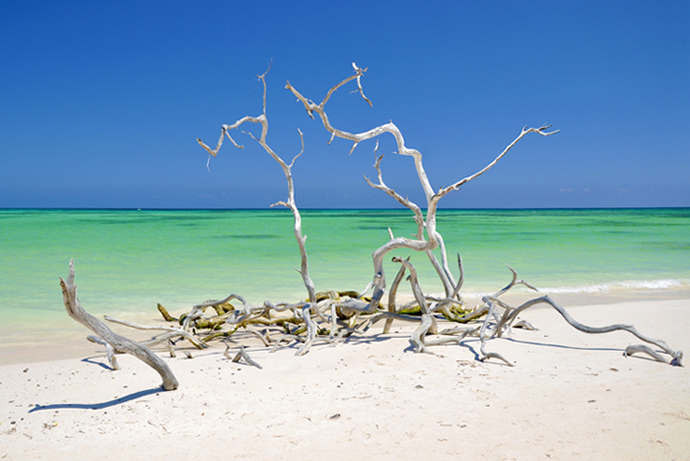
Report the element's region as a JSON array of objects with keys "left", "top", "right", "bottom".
[
  {"left": 2, "top": 296, "right": 689, "bottom": 459},
  {"left": 2, "top": 287, "right": 690, "bottom": 366}
]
